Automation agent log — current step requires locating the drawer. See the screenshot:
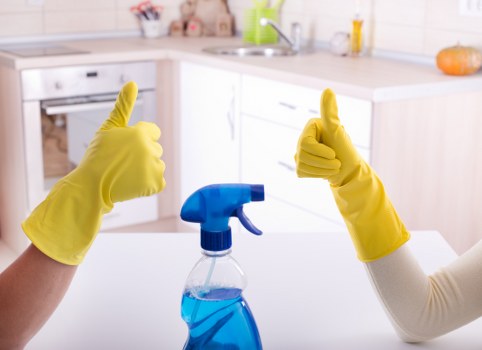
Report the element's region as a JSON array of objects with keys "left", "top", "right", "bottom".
[
  {"left": 241, "top": 114, "right": 345, "bottom": 225},
  {"left": 242, "top": 75, "right": 319, "bottom": 130},
  {"left": 241, "top": 75, "right": 372, "bottom": 149}
]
